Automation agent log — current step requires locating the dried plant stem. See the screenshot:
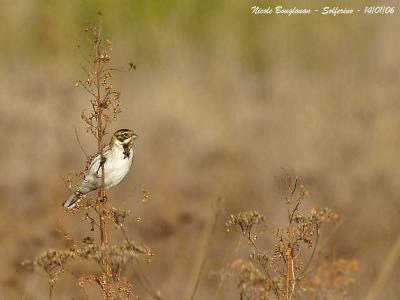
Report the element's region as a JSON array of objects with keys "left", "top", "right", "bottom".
[
  {"left": 286, "top": 225, "right": 294, "bottom": 300},
  {"left": 301, "top": 230, "right": 319, "bottom": 276},
  {"left": 93, "top": 20, "right": 112, "bottom": 298},
  {"left": 74, "top": 126, "right": 89, "bottom": 159},
  {"left": 26, "top": 17, "right": 145, "bottom": 300},
  {"left": 225, "top": 176, "right": 350, "bottom": 300},
  {"left": 188, "top": 198, "right": 221, "bottom": 300}
]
